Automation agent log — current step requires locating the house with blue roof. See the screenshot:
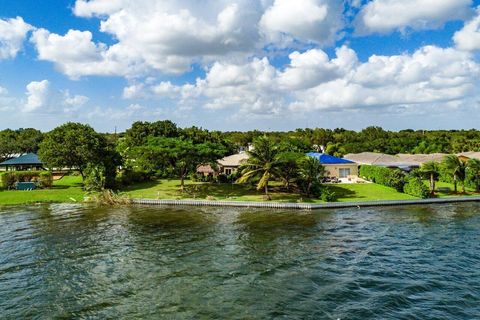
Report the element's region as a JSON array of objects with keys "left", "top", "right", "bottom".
[
  {"left": 306, "top": 152, "right": 359, "bottom": 180},
  {"left": 0, "top": 153, "right": 44, "bottom": 171}
]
